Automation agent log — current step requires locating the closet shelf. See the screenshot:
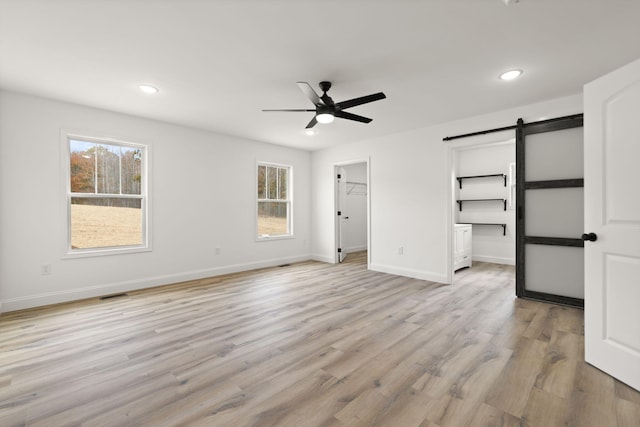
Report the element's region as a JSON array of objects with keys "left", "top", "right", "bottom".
[
  {"left": 459, "top": 222, "right": 507, "bottom": 236},
  {"left": 456, "top": 198, "right": 506, "bottom": 211},
  {"left": 456, "top": 173, "right": 506, "bottom": 189}
]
